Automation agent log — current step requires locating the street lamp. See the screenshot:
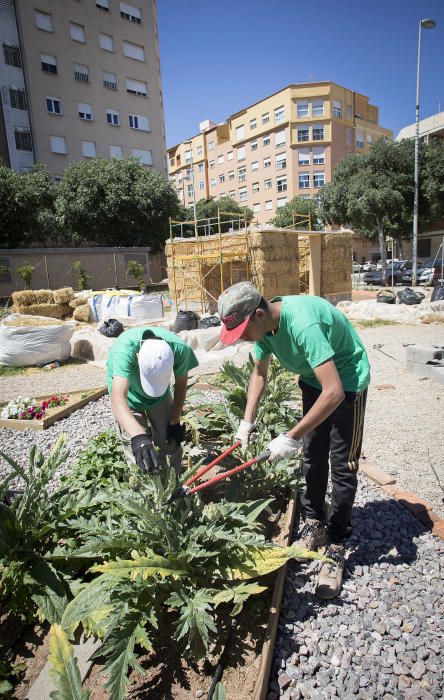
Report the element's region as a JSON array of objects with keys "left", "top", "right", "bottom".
[
  {"left": 183, "top": 140, "right": 198, "bottom": 235},
  {"left": 412, "top": 18, "right": 436, "bottom": 286}
]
